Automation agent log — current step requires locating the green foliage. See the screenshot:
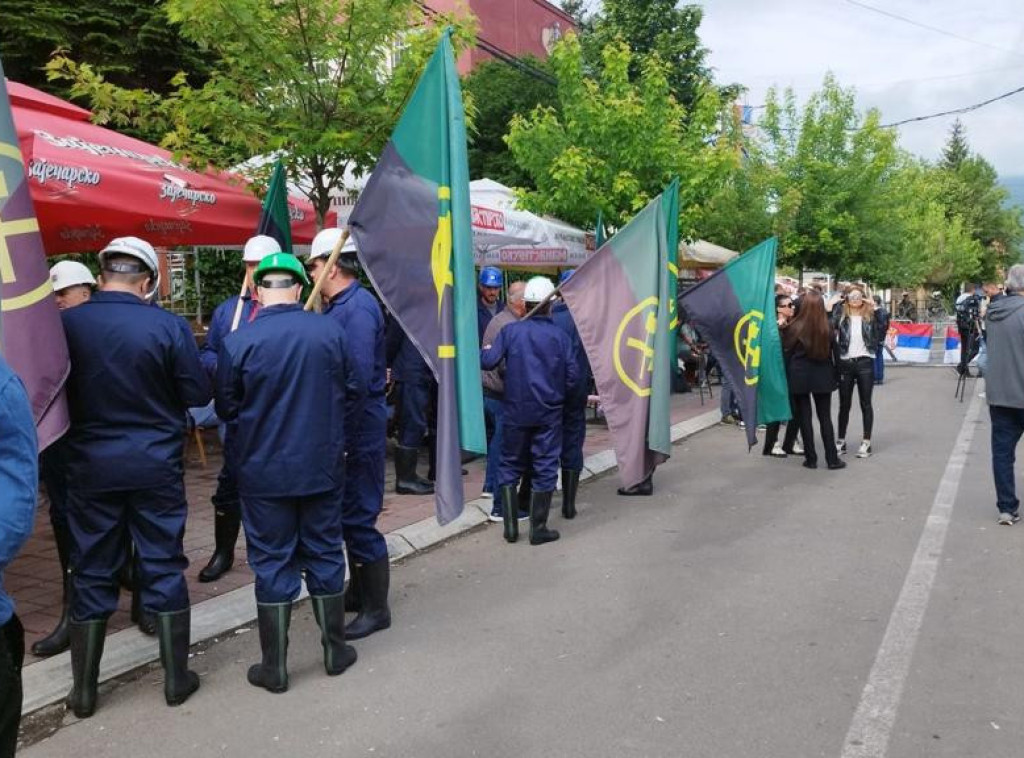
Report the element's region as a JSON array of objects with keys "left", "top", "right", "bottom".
[
  {"left": 941, "top": 119, "right": 969, "bottom": 171},
  {"left": 194, "top": 248, "right": 245, "bottom": 315},
  {"left": 505, "top": 33, "right": 732, "bottom": 236},
  {"left": 464, "top": 57, "right": 557, "bottom": 187},
  {"left": 47, "top": 0, "right": 476, "bottom": 225}
]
